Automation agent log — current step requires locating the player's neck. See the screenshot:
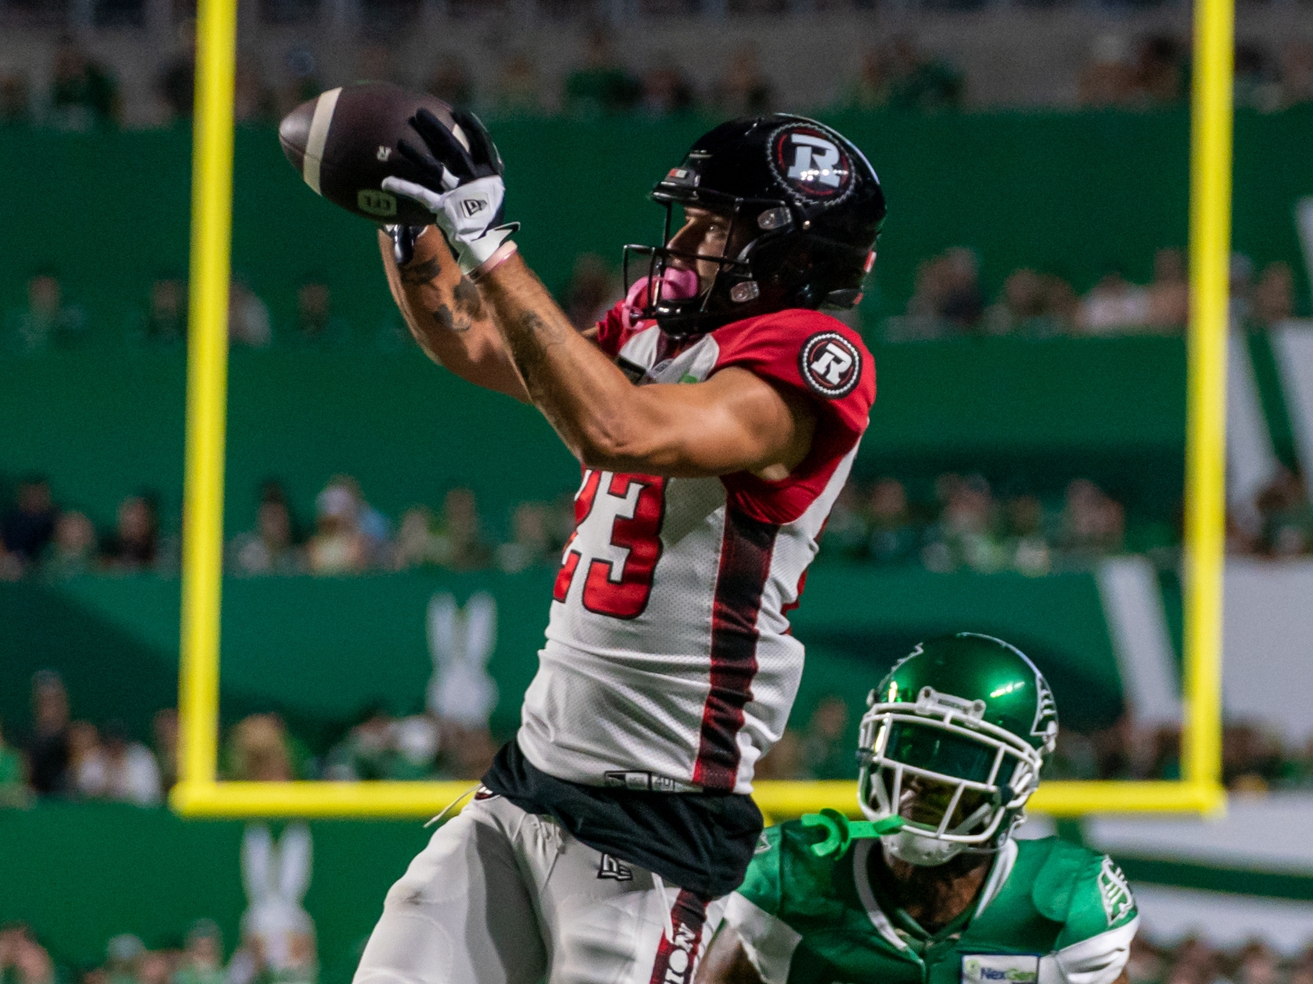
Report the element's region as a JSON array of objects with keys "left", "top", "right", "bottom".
[{"left": 872, "top": 845, "right": 992, "bottom": 934}]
